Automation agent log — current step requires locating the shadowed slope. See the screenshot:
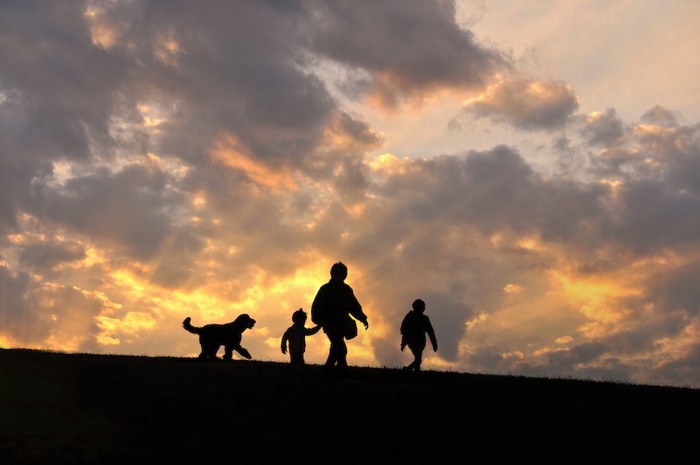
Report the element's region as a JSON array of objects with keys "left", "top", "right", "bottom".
[{"left": 1, "top": 349, "right": 697, "bottom": 463}]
